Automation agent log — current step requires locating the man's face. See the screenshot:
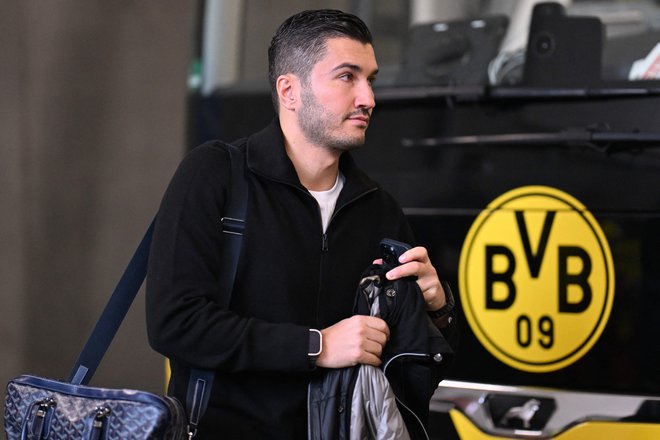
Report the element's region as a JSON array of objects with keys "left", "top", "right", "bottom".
[{"left": 297, "top": 37, "right": 378, "bottom": 152}]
